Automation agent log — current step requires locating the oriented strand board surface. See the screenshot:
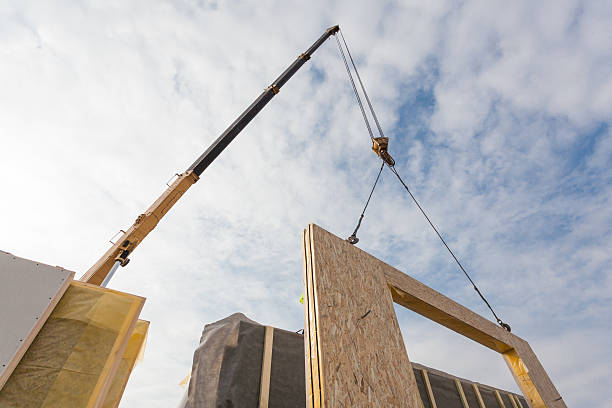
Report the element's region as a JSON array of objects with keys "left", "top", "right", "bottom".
[
  {"left": 385, "top": 266, "right": 565, "bottom": 407},
  {"left": 303, "top": 224, "right": 421, "bottom": 407},
  {"left": 302, "top": 224, "right": 566, "bottom": 408},
  {"left": 0, "top": 251, "right": 74, "bottom": 390},
  {"left": 0, "top": 281, "right": 145, "bottom": 408},
  {"left": 384, "top": 266, "right": 515, "bottom": 353}
]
